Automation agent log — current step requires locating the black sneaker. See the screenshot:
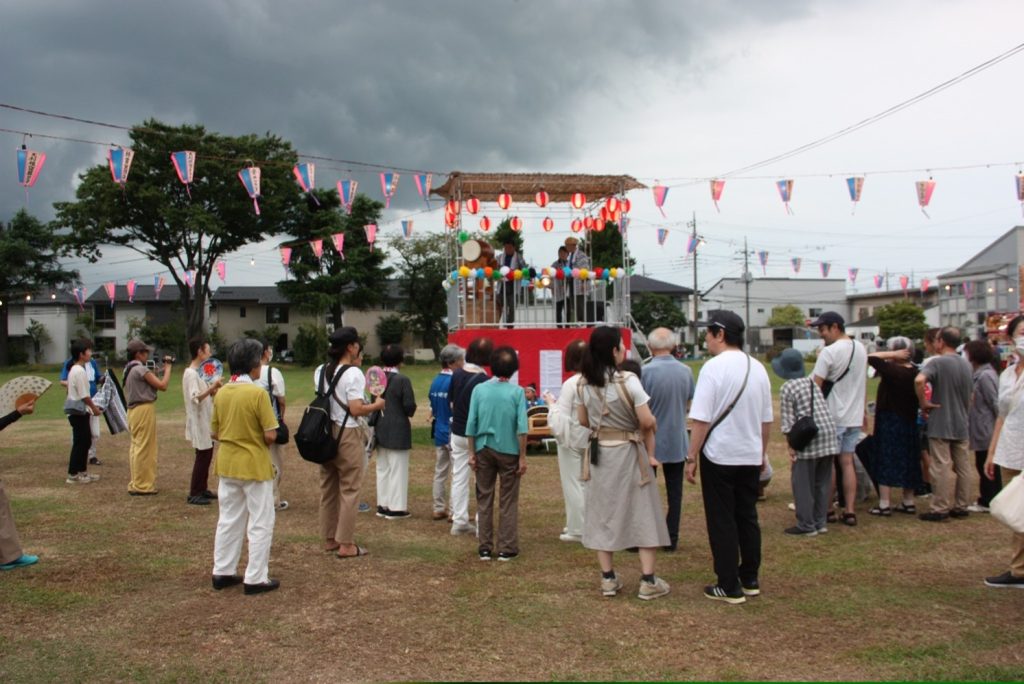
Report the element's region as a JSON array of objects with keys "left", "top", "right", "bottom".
[
  {"left": 703, "top": 584, "right": 746, "bottom": 605},
  {"left": 89, "top": 457, "right": 102, "bottom": 466},
  {"left": 202, "top": 490, "right": 218, "bottom": 500},
  {"left": 784, "top": 526, "right": 818, "bottom": 537},
  {"left": 919, "top": 512, "right": 950, "bottom": 522},
  {"left": 211, "top": 574, "right": 243, "bottom": 590},
  {"left": 384, "top": 510, "right": 411, "bottom": 519},
  {"left": 243, "top": 579, "right": 280, "bottom": 595},
  {"left": 478, "top": 549, "right": 492, "bottom": 561},
  {"left": 949, "top": 508, "right": 969, "bottom": 519},
  {"left": 187, "top": 495, "right": 212, "bottom": 506},
  {"left": 497, "top": 552, "right": 518, "bottom": 562},
  {"left": 984, "top": 571, "right": 1024, "bottom": 588},
  {"left": 376, "top": 506, "right": 390, "bottom": 518},
  {"left": 740, "top": 579, "right": 760, "bottom": 597}
]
